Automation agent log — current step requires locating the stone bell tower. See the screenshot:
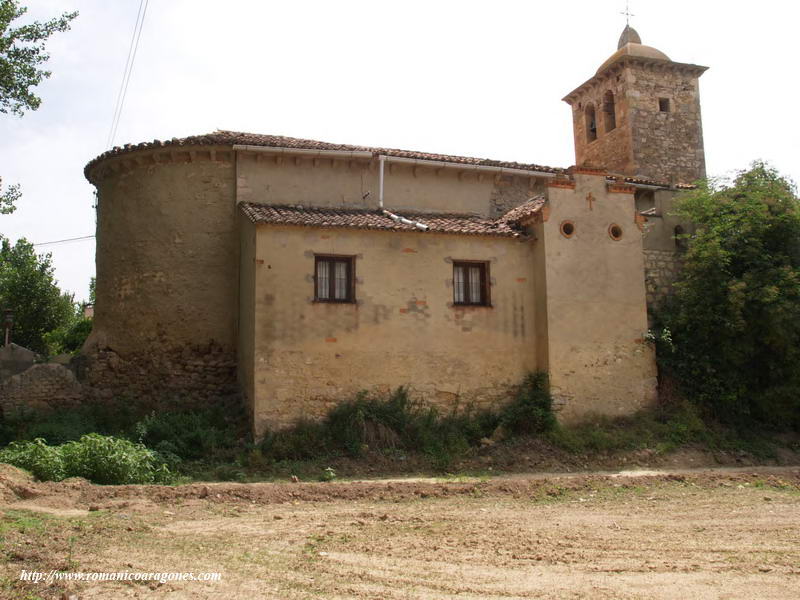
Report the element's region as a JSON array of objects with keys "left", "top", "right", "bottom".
[{"left": 562, "top": 26, "right": 708, "bottom": 184}]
